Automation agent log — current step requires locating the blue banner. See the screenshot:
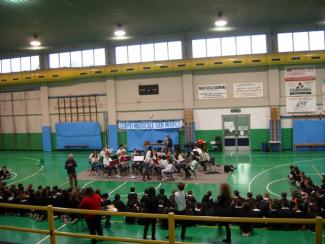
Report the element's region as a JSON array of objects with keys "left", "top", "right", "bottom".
[{"left": 118, "top": 120, "right": 183, "bottom": 130}]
